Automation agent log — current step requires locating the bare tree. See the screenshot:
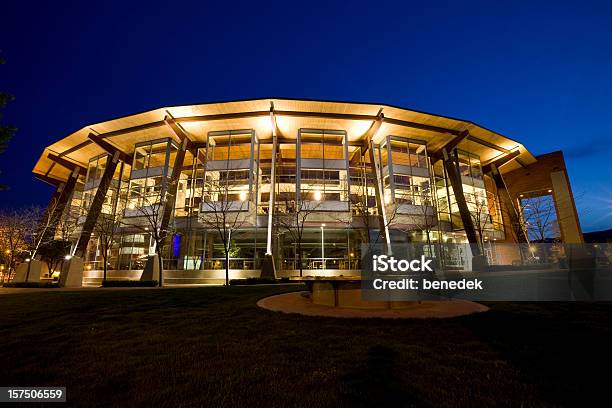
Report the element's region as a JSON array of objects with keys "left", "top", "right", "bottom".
[
  {"left": 123, "top": 188, "right": 167, "bottom": 287},
  {"left": 400, "top": 184, "right": 439, "bottom": 256},
  {"left": 344, "top": 172, "right": 377, "bottom": 247},
  {"left": 33, "top": 201, "right": 79, "bottom": 280},
  {"left": 520, "top": 195, "right": 558, "bottom": 242},
  {"left": 93, "top": 201, "right": 123, "bottom": 283},
  {"left": 0, "top": 207, "right": 40, "bottom": 283},
  {"left": 31, "top": 196, "right": 63, "bottom": 258},
  {"left": 465, "top": 191, "right": 492, "bottom": 250},
  {"left": 275, "top": 186, "right": 322, "bottom": 277},
  {"left": 199, "top": 171, "right": 249, "bottom": 285}
]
